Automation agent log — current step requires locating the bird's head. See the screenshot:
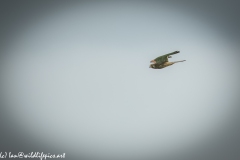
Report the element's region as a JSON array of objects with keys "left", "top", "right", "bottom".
[
  {"left": 149, "top": 64, "right": 155, "bottom": 68},
  {"left": 150, "top": 60, "right": 156, "bottom": 64}
]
